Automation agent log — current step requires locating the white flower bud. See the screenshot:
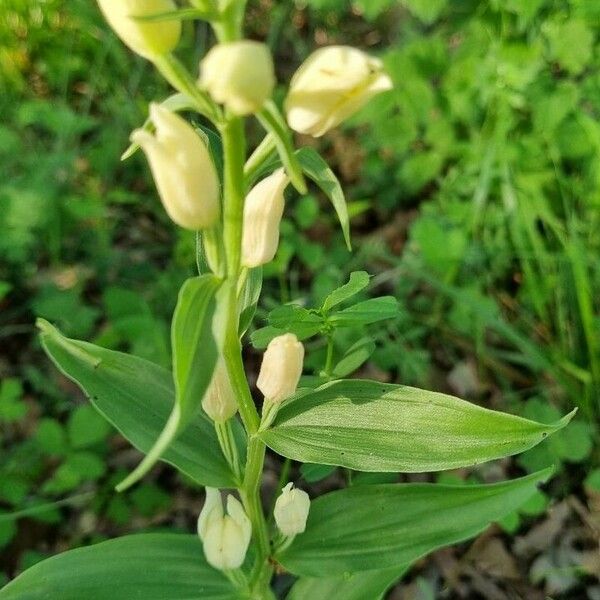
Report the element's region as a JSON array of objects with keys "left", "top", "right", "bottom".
[
  {"left": 197, "top": 488, "right": 251, "bottom": 571},
  {"left": 241, "top": 168, "right": 289, "bottom": 268},
  {"left": 257, "top": 334, "right": 304, "bottom": 404},
  {"left": 274, "top": 483, "right": 311, "bottom": 537},
  {"left": 97, "top": 0, "right": 181, "bottom": 60},
  {"left": 202, "top": 360, "right": 238, "bottom": 422},
  {"left": 200, "top": 41, "right": 275, "bottom": 115},
  {"left": 285, "top": 45, "right": 393, "bottom": 137},
  {"left": 131, "top": 103, "right": 220, "bottom": 230}
]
